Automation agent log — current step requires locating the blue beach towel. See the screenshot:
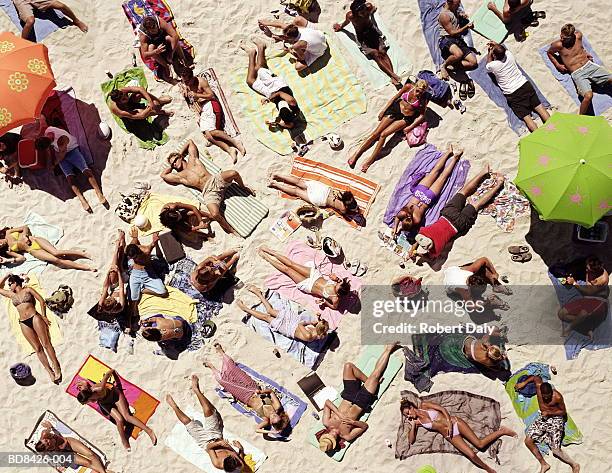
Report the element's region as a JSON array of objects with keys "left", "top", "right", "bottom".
[{"left": 0, "top": 0, "right": 71, "bottom": 41}]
